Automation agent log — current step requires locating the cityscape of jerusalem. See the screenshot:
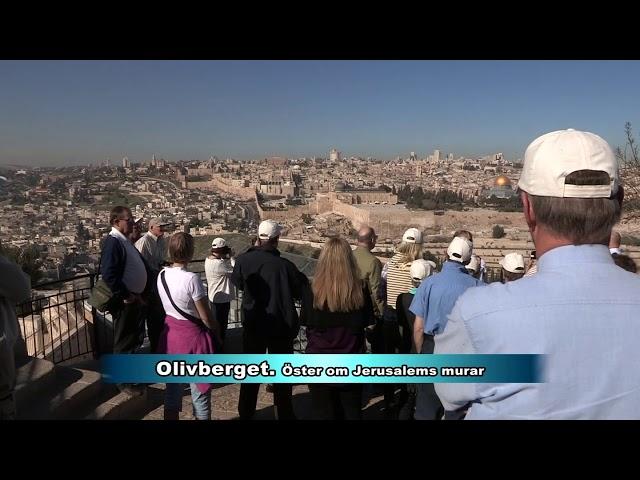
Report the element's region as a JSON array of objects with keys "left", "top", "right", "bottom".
[
  {"left": 2, "top": 60, "right": 640, "bottom": 421},
  {"left": 2, "top": 146, "right": 639, "bottom": 283}
]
